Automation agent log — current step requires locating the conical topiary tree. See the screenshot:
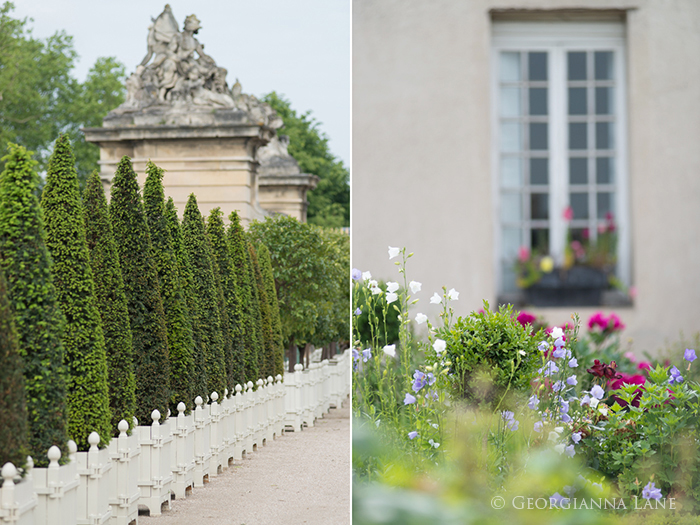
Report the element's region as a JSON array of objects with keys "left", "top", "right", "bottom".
[
  {"left": 207, "top": 208, "right": 245, "bottom": 393},
  {"left": 245, "top": 240, "right": 267, "bottom": 384},
  {"left": 182, "top": 194, "right": 226, "bottom": 399},
  {"left": 165, "top": 197, "right": 207, "bottom": 402},
  {"left": 143, "top": 162, "right": 194, "bottom": 410},
  {"left": 110, "top": 156, "right": 170, "bottom": 423},
  {"left": 0, "top": 143, "right": 68, "bottom": 466},
  {"left": 248, "top": 243, "right": 275, "bottom": 380},
  {"left": 0, "top": 267, "right": 29, "bottom": 469},
  {"left": 256, "top": 243, "right": 284, "bottom": 377},
  {"left": 227, "top": 211, "right": 260, "bottom": 384},
  {"left": 83, "top": 170, "right": 136, "bottom": 434},
  {"left": 41, "top": 135, "right": 111, "bottom": 450}
]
